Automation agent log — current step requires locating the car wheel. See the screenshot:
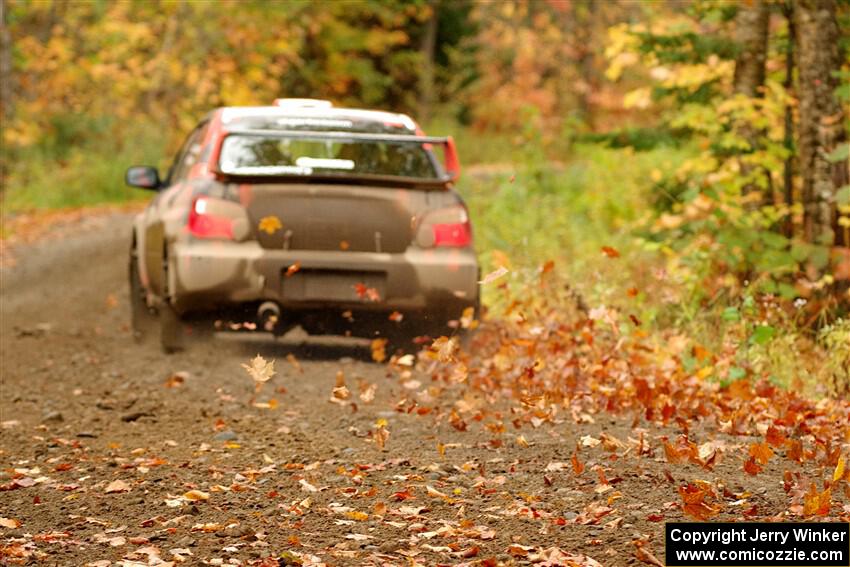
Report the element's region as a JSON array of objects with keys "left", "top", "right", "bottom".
[
  {"left": 159, "top": 302, "right": 184, "bottom": 354},
  {"left": 382, "top": 319, "right": 426, "bottom": 356},
  {"left": 129, "top": 244, "right": 156, "bottom": 343},
  {"left": 159, "top": 248, "right": 184, "bottom": 354}
]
